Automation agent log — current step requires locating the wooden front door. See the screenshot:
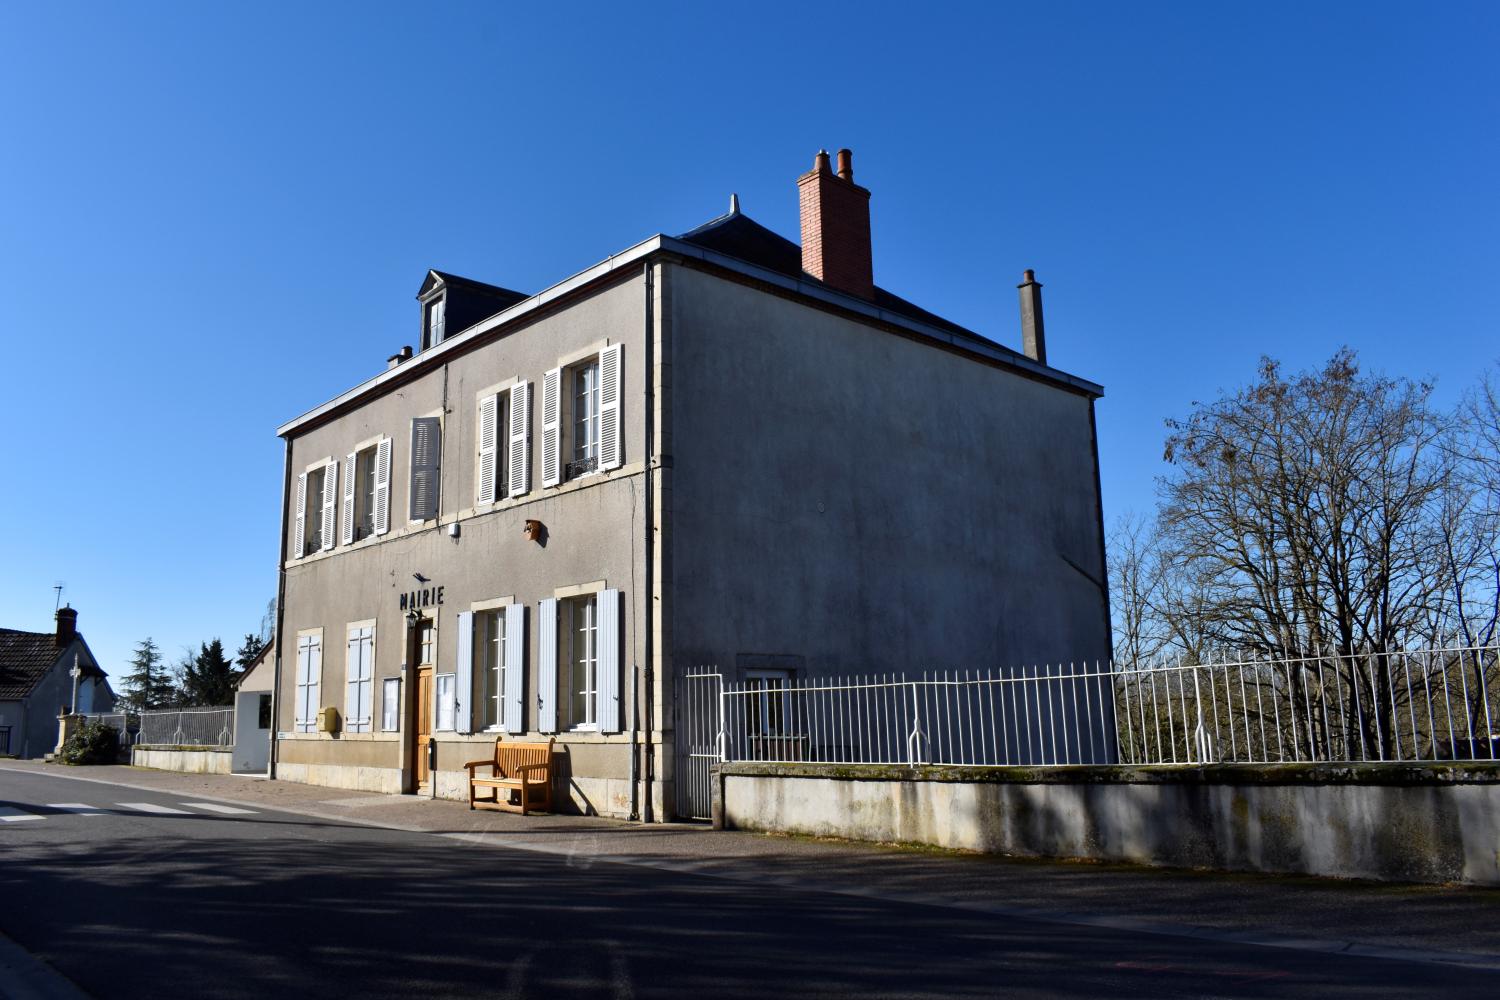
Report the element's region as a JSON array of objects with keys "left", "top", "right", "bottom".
[{"left": 412, "top": 618, "right": 435, "bottom": 790}]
